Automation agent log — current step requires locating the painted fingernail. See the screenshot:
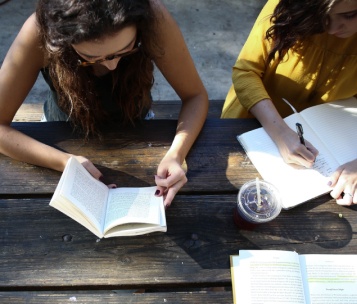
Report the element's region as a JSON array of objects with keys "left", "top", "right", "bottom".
[
  {"left": 155, "top": 190, "right": 160, "bottom": 196},
  {"left": 327, "top": 181, "right": 332, "bottom": 186}
]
